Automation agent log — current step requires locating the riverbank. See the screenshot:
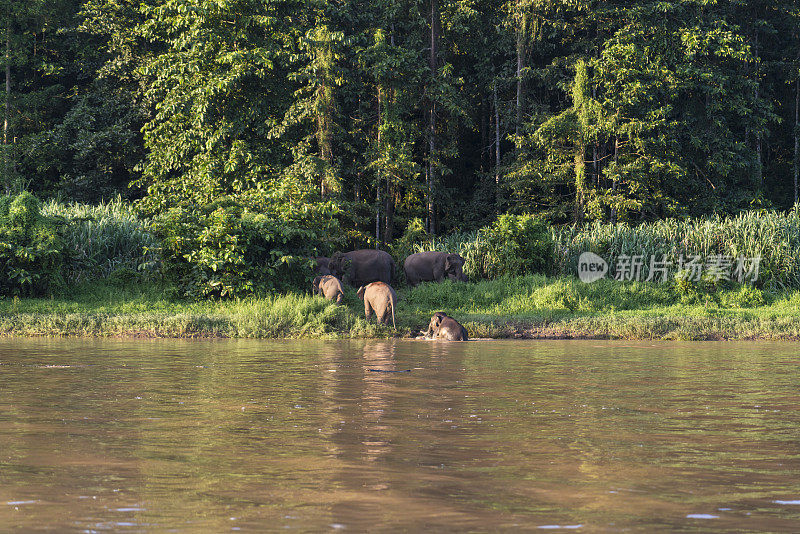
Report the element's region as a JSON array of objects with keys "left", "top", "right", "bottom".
[{"left": 2, "top": 275, "right": 800, "bottom": 340}]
